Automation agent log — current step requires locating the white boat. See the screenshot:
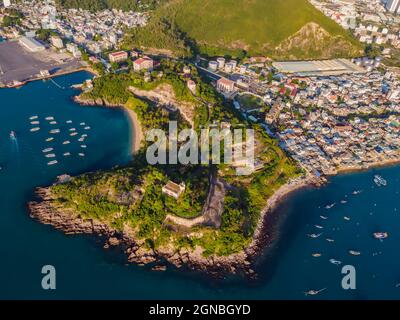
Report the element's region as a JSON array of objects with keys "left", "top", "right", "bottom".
[
  {"left": 49, "top": 121, "right": 57, "bottom": 125},
  {"left": 78, "top": 138, "right": 84, "bottom": 142},
  {"left": 304, "top": 288, "right": 326, "bottom": 296},
  {"left": 70, "top": 132, "right": 78, "bottom": 136},
  {"left": 329, "top": 259, "right": 342, "bottom": 265},
  {"left": 10, "top": 131, "right": 16, "bottom": 139},
  {"left": 47, "top": 160, "right": 58, "bottom": 166},
  {"left": 308, "top": 233, "right": 322, "bottom": 239},
  {"left": 349, "top": 250, "right": 361, "bottom": 256},
  {"left": 50, "top": 129, "right": 60, "bottom": 134},
  {"left": 66, "top": 120, "right": 73, "bottom": 124},
  {"left": 63, "top": 152, "right": 71, "bottom": 157},
  {"left": 352, "top": 190, "right": 362, "bottom": 195},
  {"left": 326, "top": 238, "right": 335, "bottom": 243},
  {"left": 80, "top": 145, "right": 87, "bottom": 148},
  {"left": 340, "top": 200, "right": 348, "bottom": 204},
  {"left": 42, "top": 148, "right": 54, "bottom": 153},
  {"left": 80, "top": 122, "right": 86, "bottom": 126},
  {"left": 78, "top": 153, "right": 85, "bottom": 157},
  {"left": 45, "top": 153, "right": 56, "bottom": 158},
  {"left": 45, "top": 137, "right": 54, "bottom": 142},
  {"left": 30, "top": 121, "right": 40, "bottom": 125},
  {"left": 314, "top": 225, "right": 323, "bottom": 229},
  {"left": 312, "top": 253, "right": 322, "bottom": 258},
  {"left": 344, "top": 216, "right": 351, "bottom": 221},
  {"left": 320, "top": 215, "right": 328, "bottom": 220},
  {"left": 63, "top": 141, "right": 70, "bottom": 145},
  {"left": 45, "top": 116, "right": 54, "bottom": 121},
  {"left": 81, "top": 134, "right": 88, "bottom": 138},
  {"left": 29, "top": 116, "right": 38, "bottom": 120},
  {"left": 325, "top": 203, "right": 336, "bottom": 209},
  {"left": 373, "top": 232, "right": 388, "bottom": 240},
  {"left": 69, "top": 128, "right": 76, "bottom": 132},
  {"left": 30, "top": 127, "right": 40, "bottom": 132},
  {"left": 84, "top": 126, "right": 91, "bottom": 130},
  {"left": 374, "top": 175, "right": 387, "bottom": 187}
]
